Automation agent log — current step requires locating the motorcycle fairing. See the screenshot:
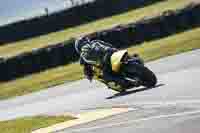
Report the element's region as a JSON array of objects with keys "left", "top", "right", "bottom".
[{"left": 110, "top": 50, "right": 128, "bottom": 73}]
